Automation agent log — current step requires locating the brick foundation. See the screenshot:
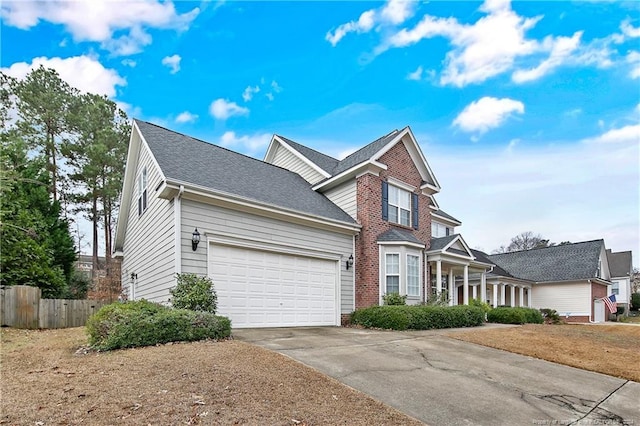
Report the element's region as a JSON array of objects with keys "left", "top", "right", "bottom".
[
  {"left": 354, "top": 140, "right": 433, "bottom": 309},
  {"left": 564, "top": 316, "right": 590, "bottom": 323}
]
